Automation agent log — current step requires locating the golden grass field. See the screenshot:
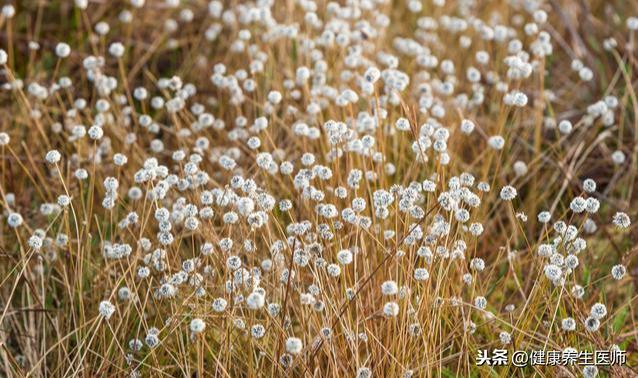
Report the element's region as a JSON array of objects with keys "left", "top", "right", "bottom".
[{"left": 0, "top": 0, "right": 637, "bottom": 376}]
